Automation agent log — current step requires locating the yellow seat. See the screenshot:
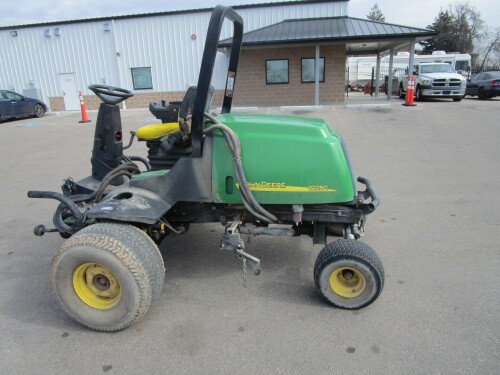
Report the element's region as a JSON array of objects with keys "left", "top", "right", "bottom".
[{"left": 136, "top": 122, "right": 180, "bottom": 141}]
